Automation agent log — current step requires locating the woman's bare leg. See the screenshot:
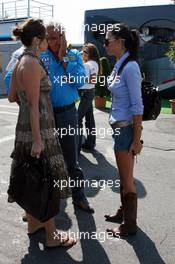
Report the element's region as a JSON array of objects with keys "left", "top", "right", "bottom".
[
  {"left": 44, "top": 218, "right": 77, "bottom": 247},
  {"left": 115, "top": 151, "right": 135, "bottom": 194},
  {"left": 106, "top": 151, "right": 137, "bottom": 236},
  {"left": 27, "top": 214, "right": 76, "bottom": 247},
  {"left": 27, "top": 214, "right": 44, "bottom": 234},
  {"left": 45, "top": 218, "right": 58, "bottom": 246}
]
